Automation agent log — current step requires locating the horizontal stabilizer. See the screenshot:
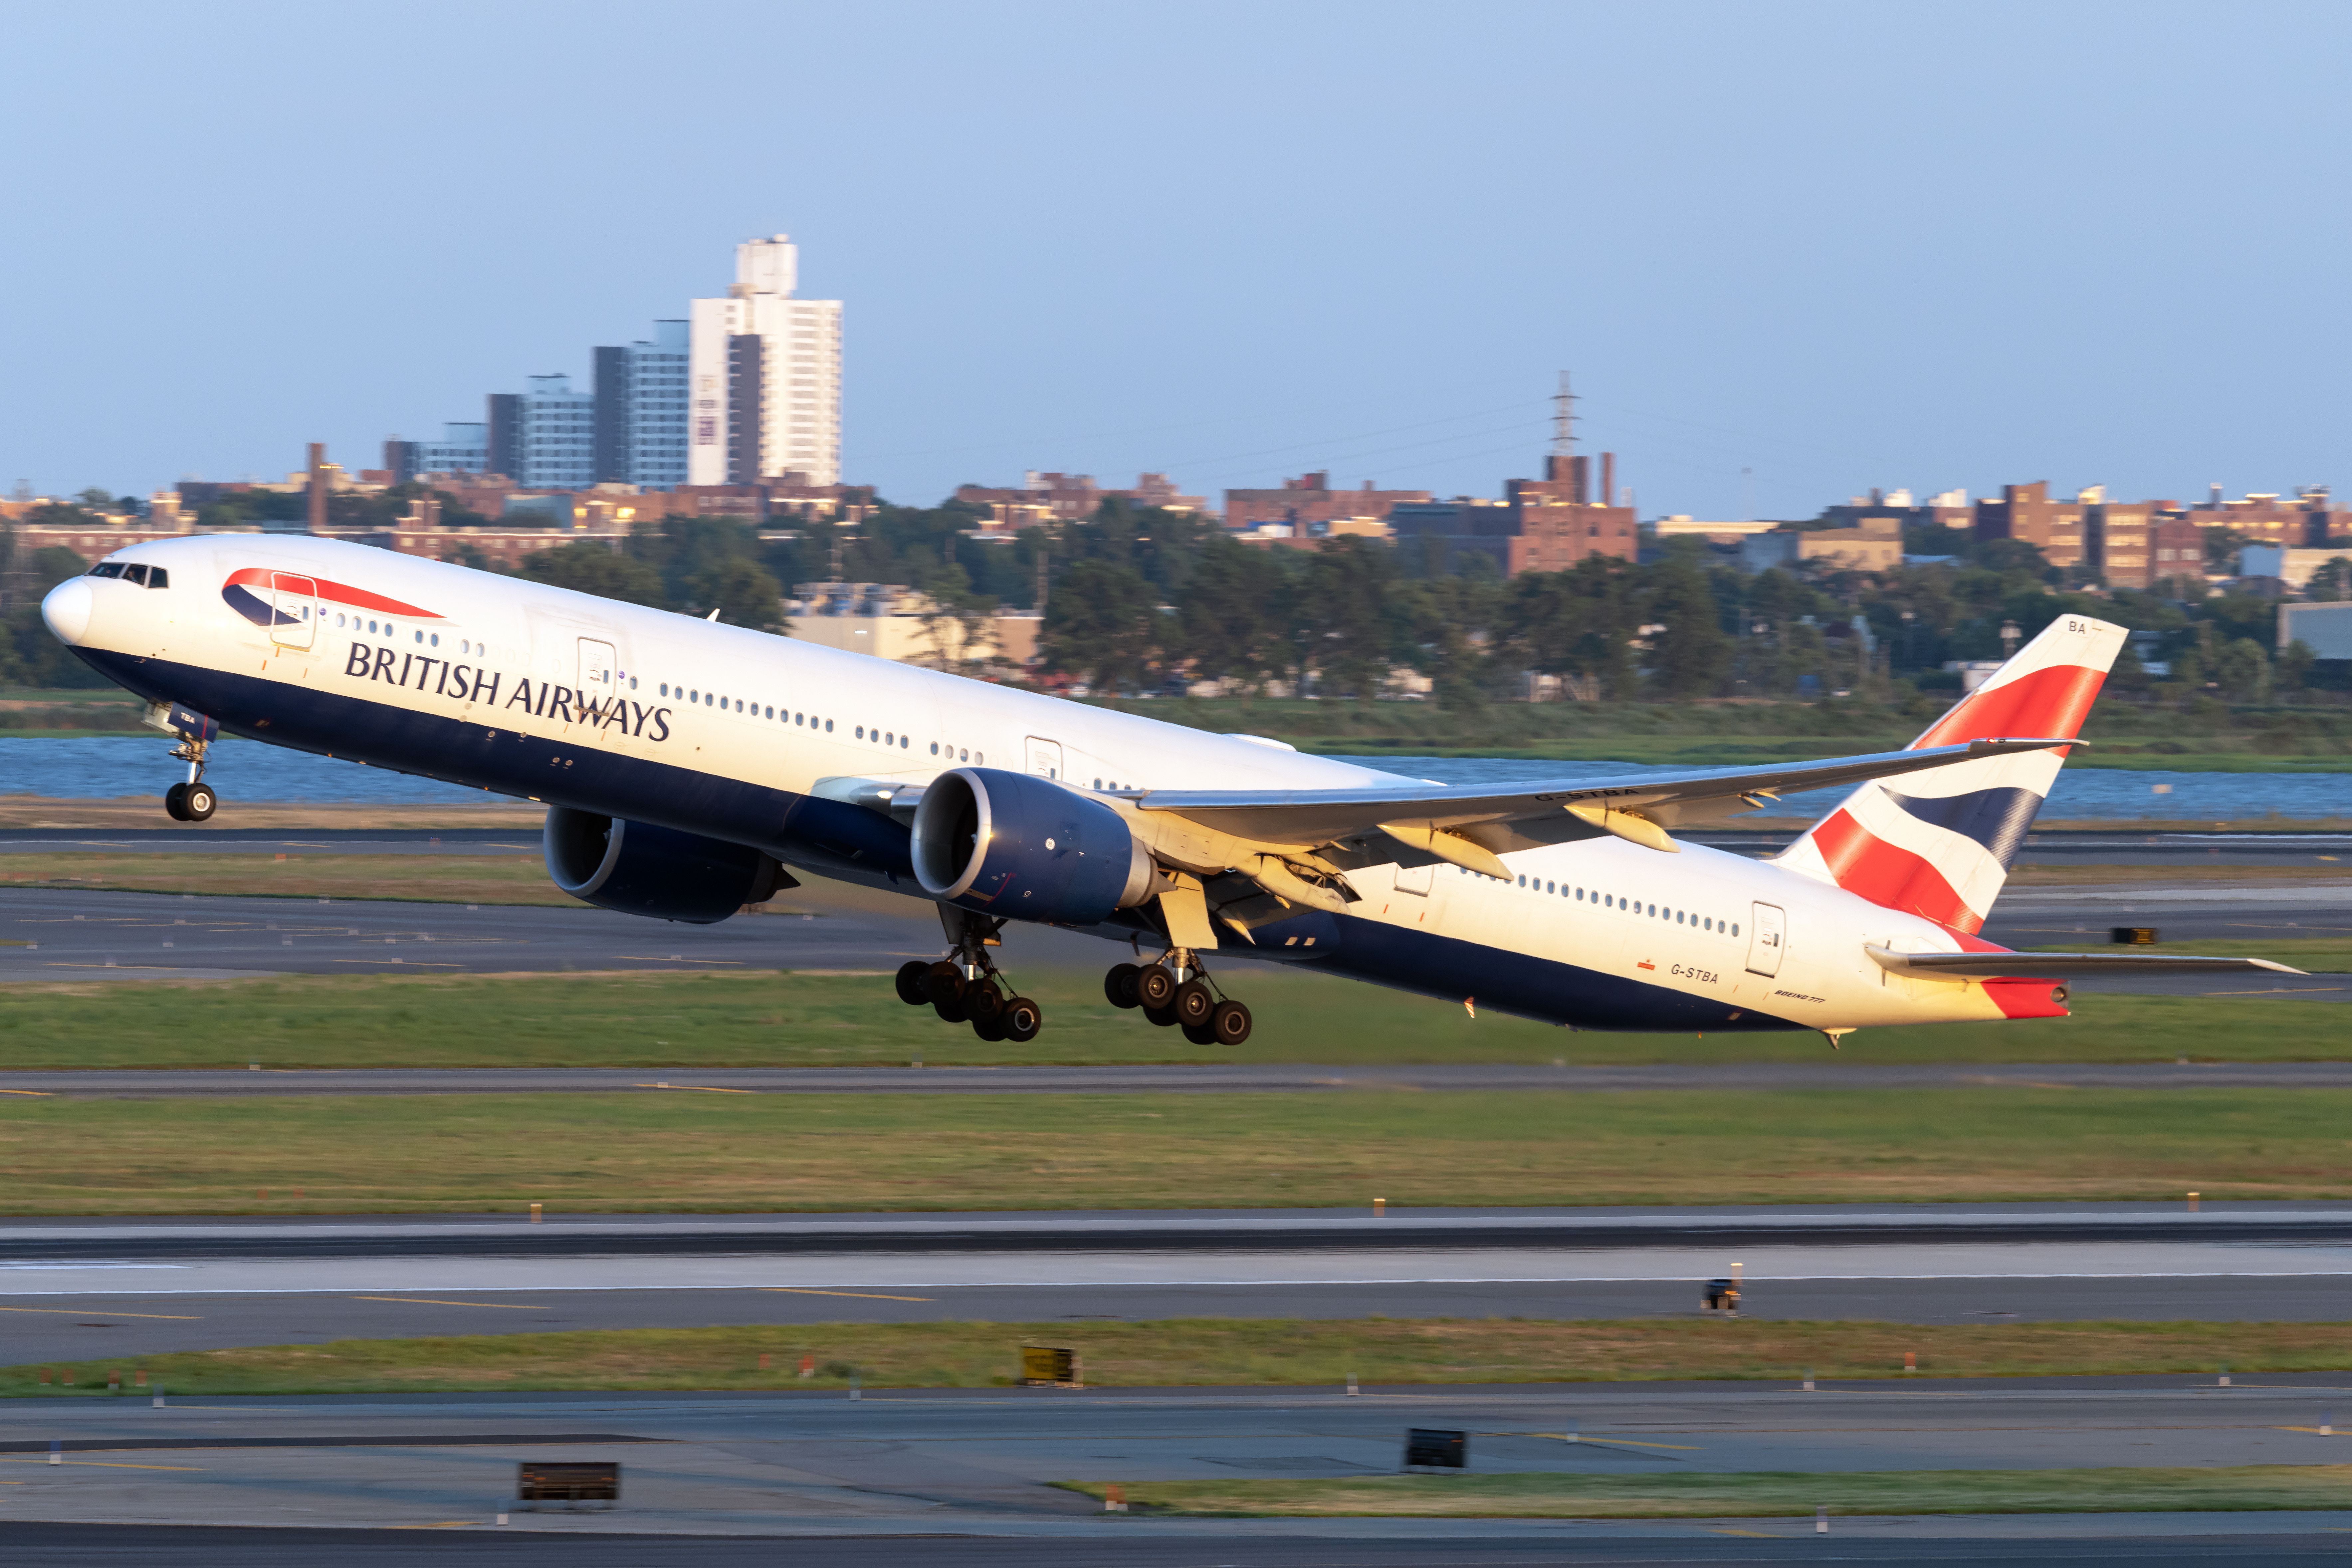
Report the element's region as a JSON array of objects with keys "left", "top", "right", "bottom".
[{"left": 1866, "top": 946, "right": 2306, "bottom": 980}]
